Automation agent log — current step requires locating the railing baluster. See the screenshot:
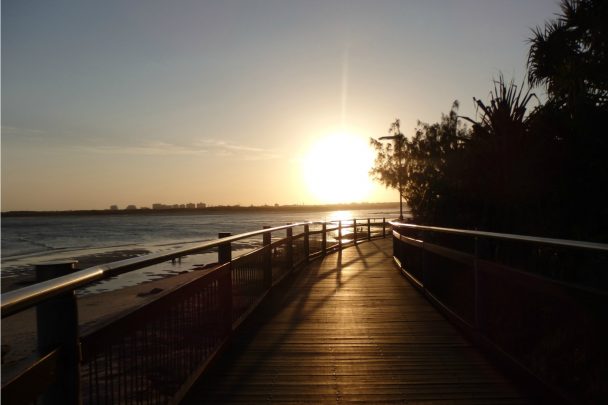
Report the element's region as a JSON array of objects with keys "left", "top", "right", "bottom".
[
  {"left": 421, "top": 230, "right": 428, "bottom": 289},
  {"left": 322, "top": 223, "right": 327, "bottom": 255},
  {"left": 286, "top": 227, "right": 294, "bottom": 271},
  {"left": 263, "top": 226, "right": 272, "bottom": 287},
  {"left": 473, "top": 235, "right": 480, "bottom": 331},
  {"left": 304, "top": 224, "right": 310, "bottom": 261}
]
